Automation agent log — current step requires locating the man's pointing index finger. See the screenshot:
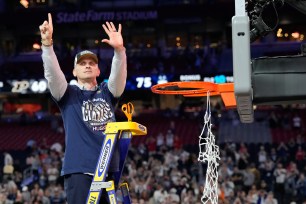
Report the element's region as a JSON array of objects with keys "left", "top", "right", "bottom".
[{"left": 48, "top": 13, "right": 53, "bottom": 29}]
